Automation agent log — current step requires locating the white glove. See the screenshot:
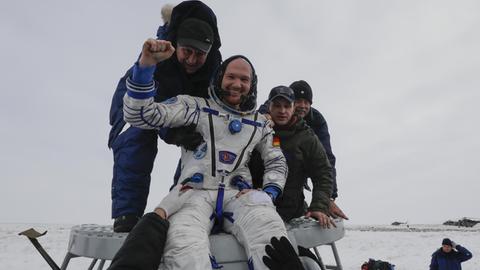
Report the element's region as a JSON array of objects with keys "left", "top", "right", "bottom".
[
  {"left": 155, "top": 185, "right": 194, "bottom": 218},
  {"left": 451, "top": 241, "right": 457, "bottom": 248}
]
